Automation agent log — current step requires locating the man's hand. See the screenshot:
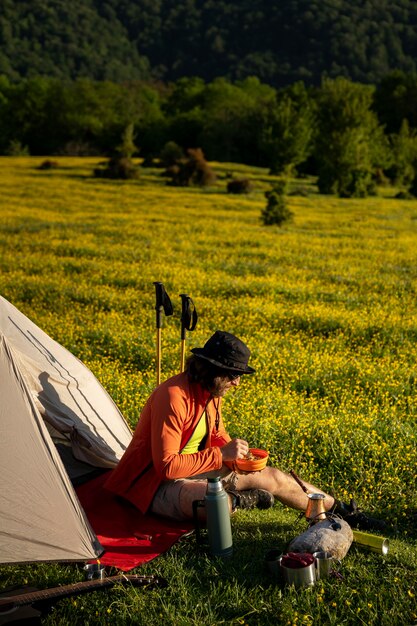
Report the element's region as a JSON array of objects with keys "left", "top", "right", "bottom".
[{"left": 220, "top": 438, "right": 249, "bottom": 461}]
